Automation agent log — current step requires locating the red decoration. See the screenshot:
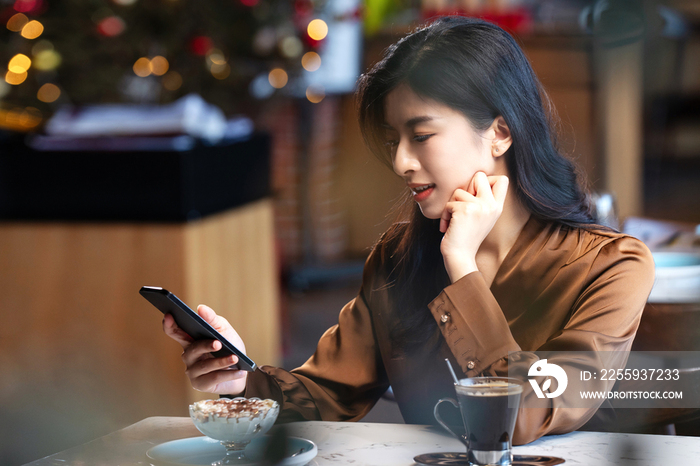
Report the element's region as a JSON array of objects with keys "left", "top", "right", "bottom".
[
  {"left": 240, "top": 0, "right": 259, "bottom": 6},
  {"left": 97, "top": 16, "right": 126, "bottom": 37},
  {"left": 301, "top": 24, "right": 324, "bottom": 50},
  {"left": 190, "top": 36, "right": 213, "bottom": 56},
  {"left": 302, "top": 33, "right": 322, "bottom": 50},
  {"left": 13, "top": 0, "right": 45, "bottom": 15},
  {"left": 294, "top": 0, "right": 313, "bottom": 17},
  {"left": 421, "top": 8, "right": 533, "bottom": 35},
  {"left": 332, "top": 7, "right": 363, "bottom": 22}
]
